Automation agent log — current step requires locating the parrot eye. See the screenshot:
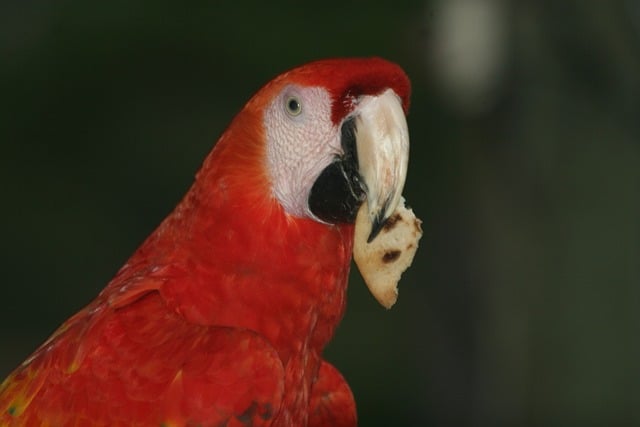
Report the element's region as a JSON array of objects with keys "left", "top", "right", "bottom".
[{"left": 285, "top": 96, "right": 302, "bottom": 116}]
